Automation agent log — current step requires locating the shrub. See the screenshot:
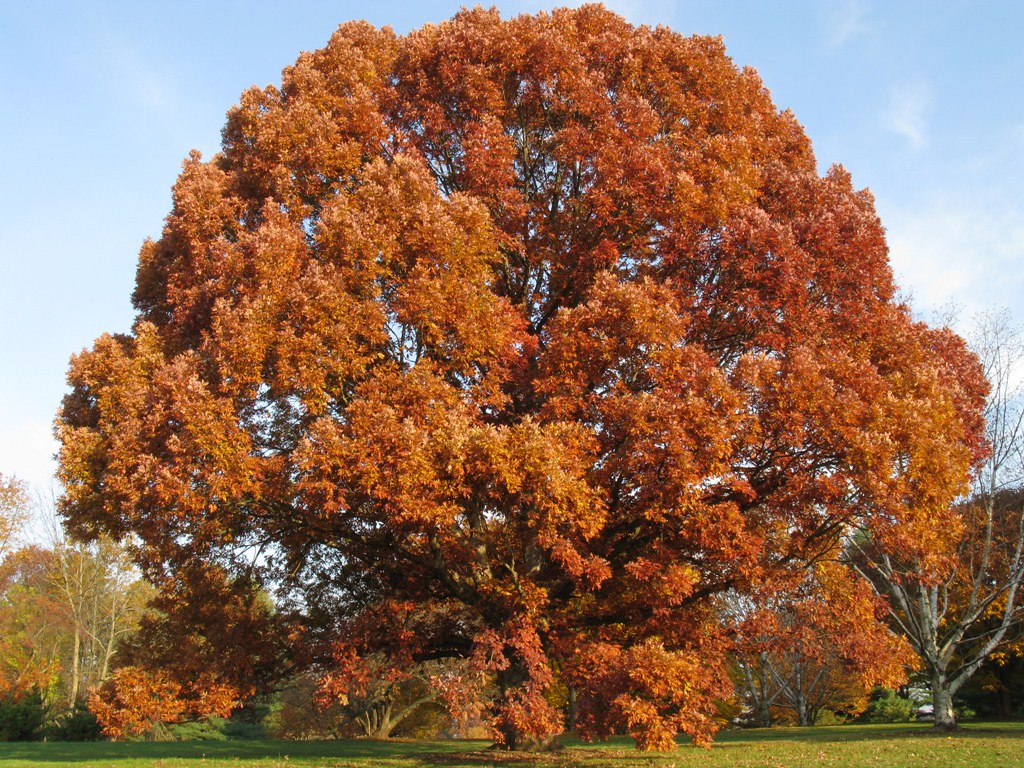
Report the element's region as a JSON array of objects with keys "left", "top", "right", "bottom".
[
  {"left": 0, "top": 690, "right": 46, "bottom": 741},
  {"left": 222, "top": 717, "right": 266, "bottom": 740},
  {"left": 222, "top": 697, "right": 269, "bottom": 740},
  {"left": 955, "top": 704, "right": 977, "bottom": 722},
  {"left": 814, "top": 709, "right": 847, "bottom": 726},
  {"left": 166, "top": 713, "right": 266, "bottom": 741},
  {"left": 47, "top": 702, "right": 103, "bottom": 741},
  {"left": 866, "top": 688, "right": 913, "bottom": 723},
  {"left": 168, "top": 718, "right": 228, "bottom": 741}
]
